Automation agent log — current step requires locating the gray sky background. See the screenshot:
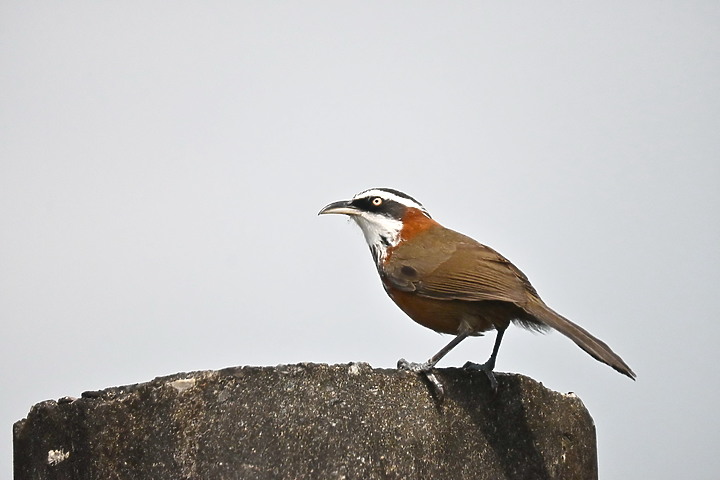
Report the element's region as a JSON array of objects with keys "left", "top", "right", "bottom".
[{"left": 2, "top": 2, "right": 718, "bottom": 478}]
